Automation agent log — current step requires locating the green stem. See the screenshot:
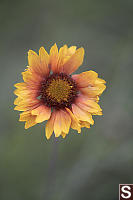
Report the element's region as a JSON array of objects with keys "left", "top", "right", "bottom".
[{"left": 42, "top": 137, "right": 59, "bottom": 200}]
